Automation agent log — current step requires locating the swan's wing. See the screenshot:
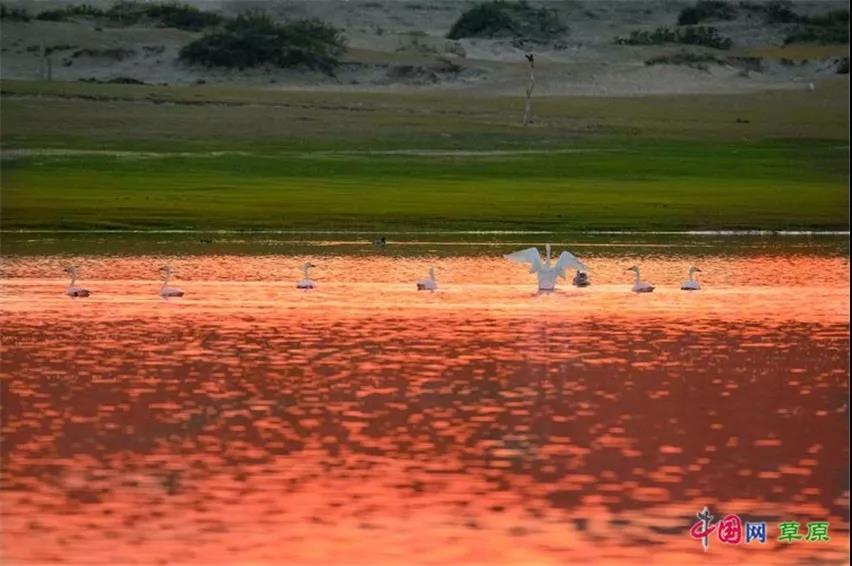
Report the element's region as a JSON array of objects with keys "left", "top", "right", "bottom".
[
  {"left": 554, "top": 251, "right": 587, "bottom": 278},
  {"left": 504, "top": 247, "right": 542, "bottom": 273}
]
